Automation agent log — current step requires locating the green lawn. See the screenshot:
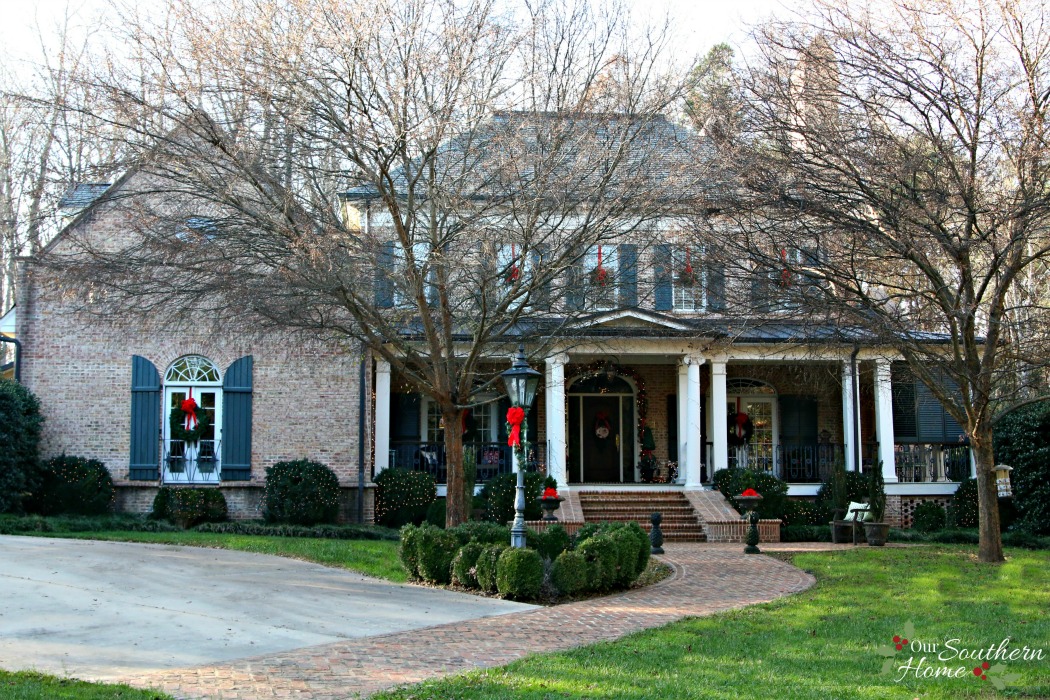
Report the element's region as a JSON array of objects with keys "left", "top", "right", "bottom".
[
  {"left": 373, "top": 547, "right": 1050, "bottom": 699},
  {"left": 0, "top": 671, "right": 171, "bottom": 699},
  {"left": 34, "top": 530, "right": 407, "bottom": 582}
]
